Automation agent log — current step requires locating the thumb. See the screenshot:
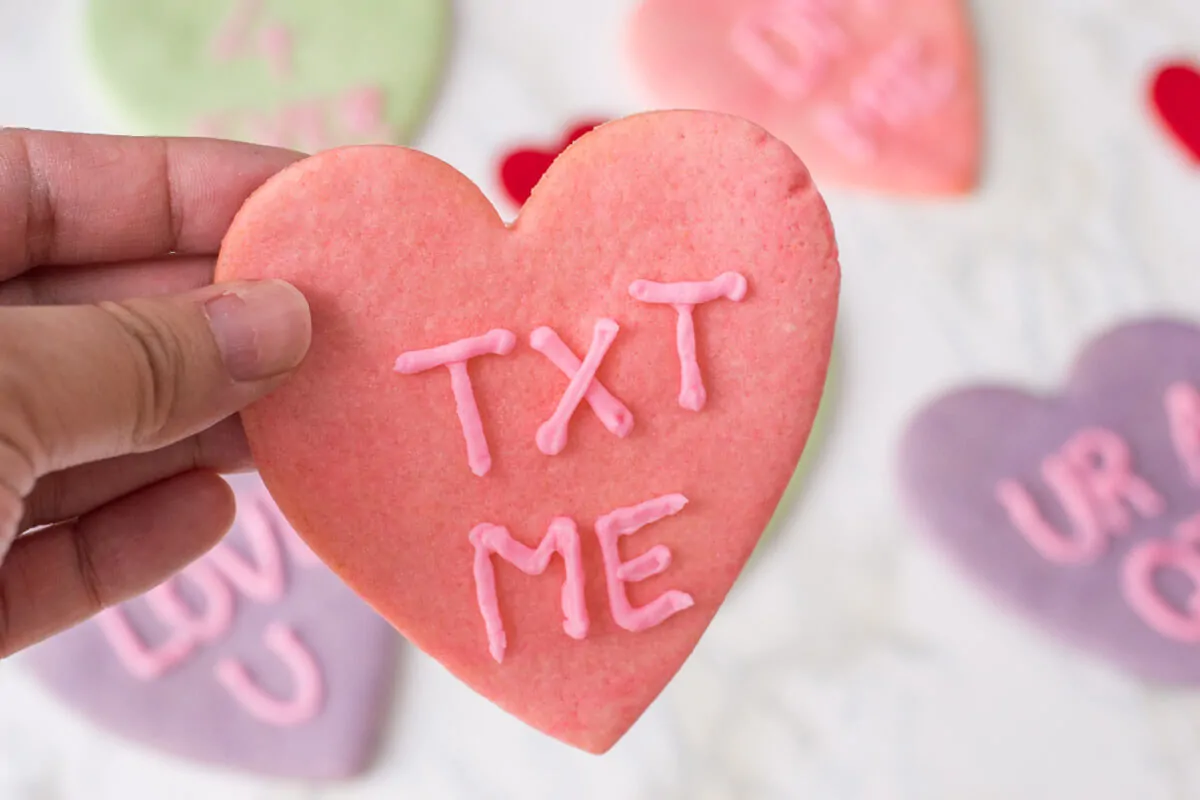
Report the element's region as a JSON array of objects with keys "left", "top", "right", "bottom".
[{"left": 0, "top": 279, "right": 311, "bottom": 489}]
